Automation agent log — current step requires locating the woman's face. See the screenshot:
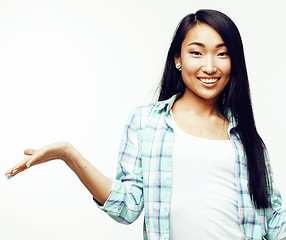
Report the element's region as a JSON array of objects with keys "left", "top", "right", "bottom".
[{"left": 175, "top": 23, "right": 231, "bottom": 102}]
